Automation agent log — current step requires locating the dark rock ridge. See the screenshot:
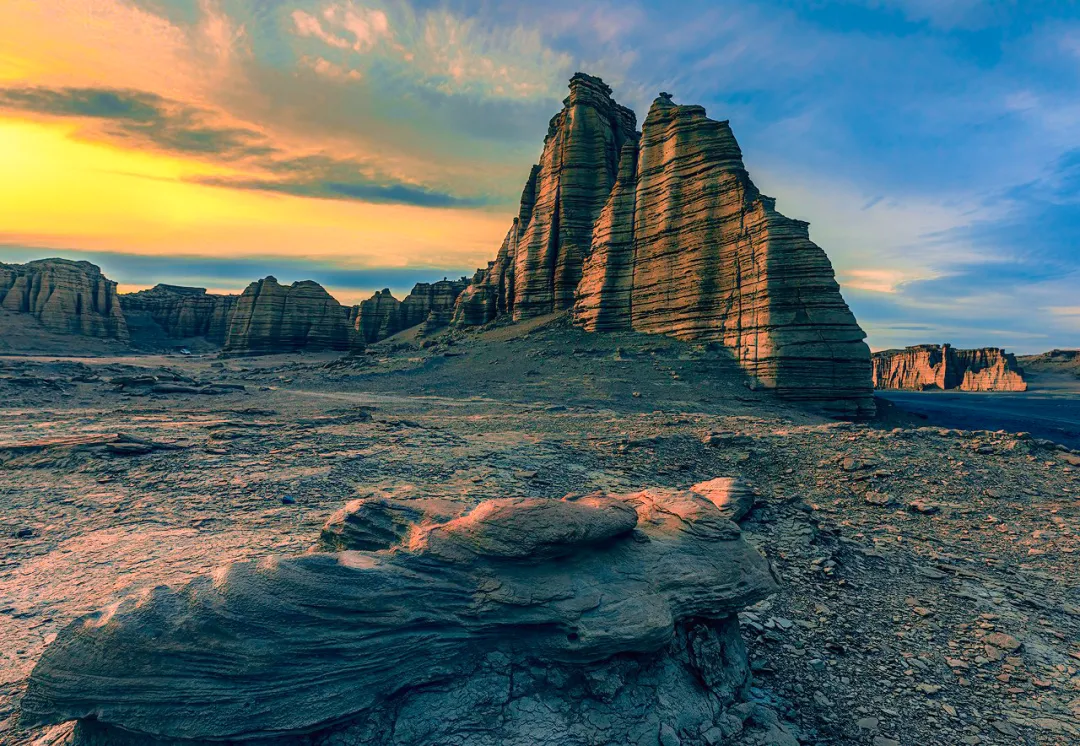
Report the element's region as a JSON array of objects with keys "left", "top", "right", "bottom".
[
  {"left": 355, "top": 278, "right": 468, "bottom": 343},
  {"left": 22, "top": 483, "right": 779, "bottom": 745},
  {"left": 872, "top": 344, "right": 1028, "bottom": 392},
  {"left": 0, "top": 259, "right": 127, "bottom": 340},
  {"left": 454, "top": 77, "right": 873, "bottom": 417},
  {"left": 453, "top": 73, "right": 638, "bottom": 324},
  {"left": 1019, "top": 348, "right": 1080, "bottom": 379},
  {"left": 223, "top": 276, "right": 362, "bottom": 353},
  {"left": 119, "top": 284, "right": 237, "bottom": 345}
]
